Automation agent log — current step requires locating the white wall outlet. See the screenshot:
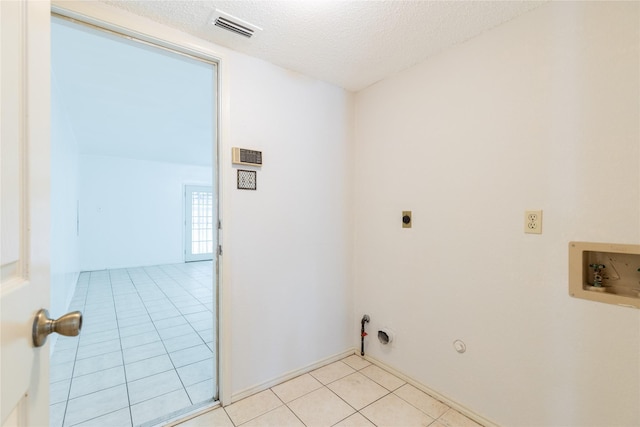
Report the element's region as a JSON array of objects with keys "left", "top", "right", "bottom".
[{"left": 525, "top": 210, "right": 542, "bottom": 234}]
